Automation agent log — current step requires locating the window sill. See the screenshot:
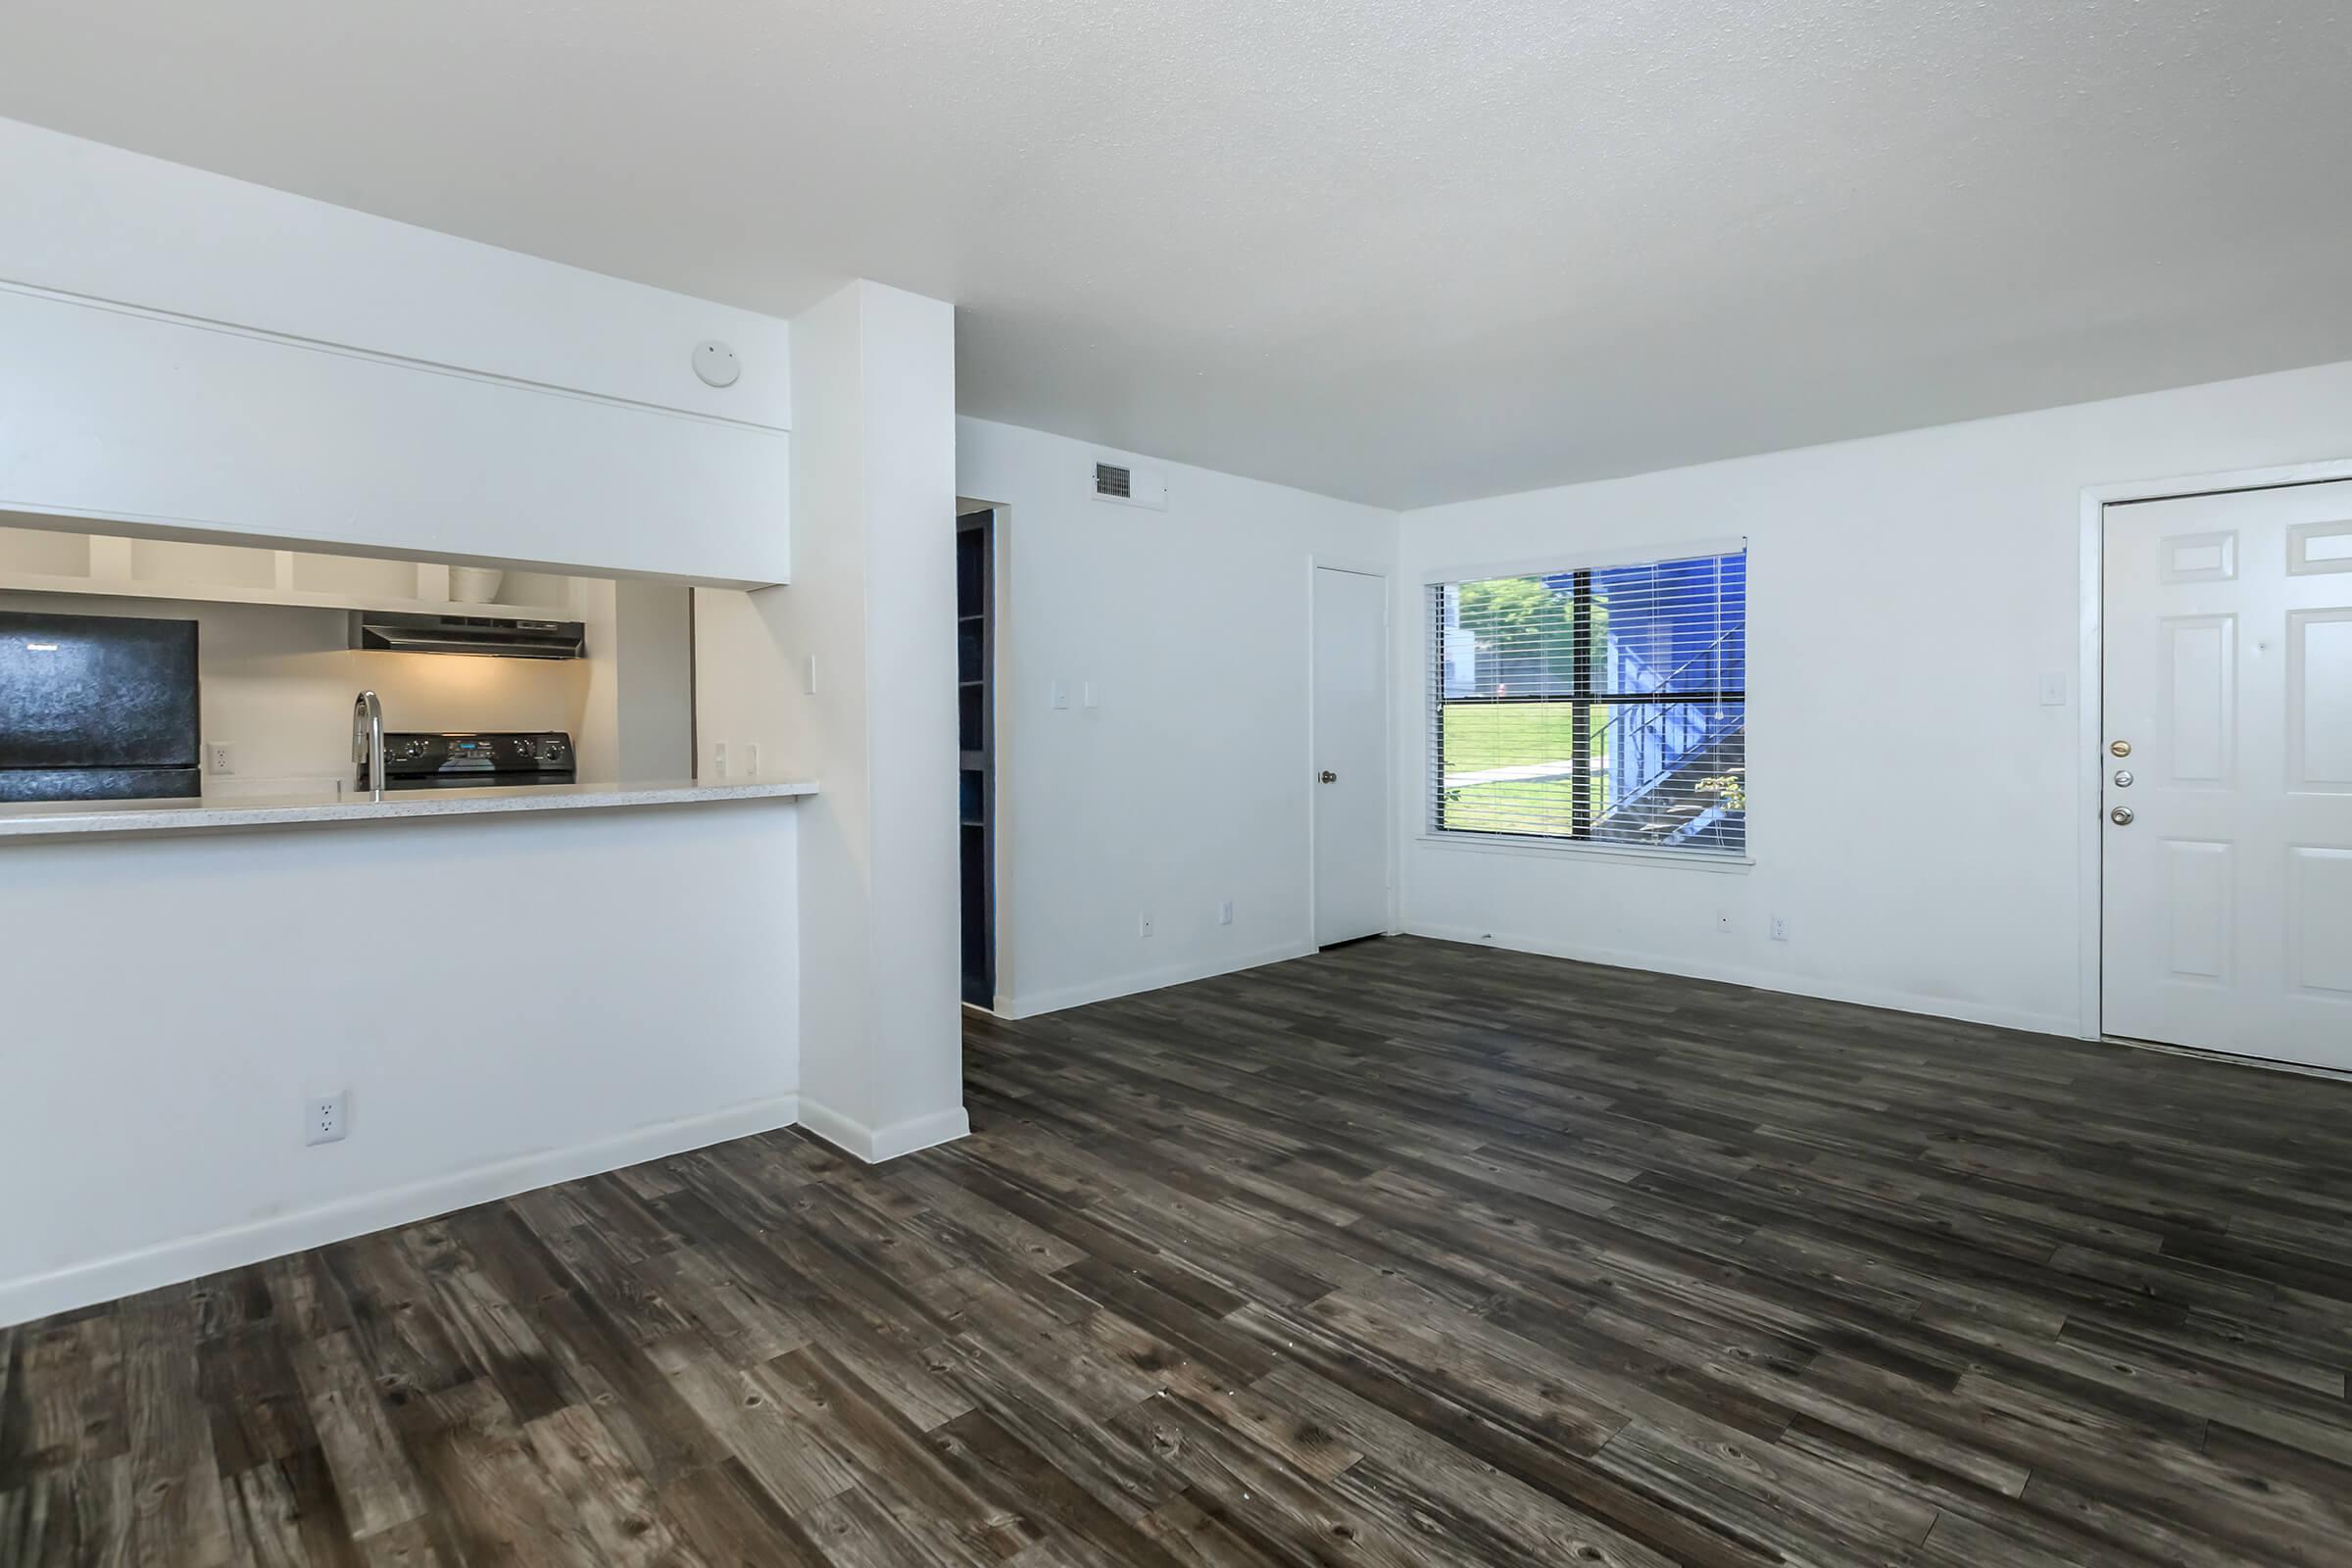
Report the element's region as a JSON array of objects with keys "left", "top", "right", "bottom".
[{"left": 1414, "top": 832, "right": 1754, "bottom": 873}]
